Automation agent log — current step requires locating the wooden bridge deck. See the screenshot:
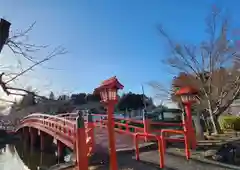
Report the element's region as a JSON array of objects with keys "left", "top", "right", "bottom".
[{"left": 94, "top": 127, "right": 146, "bottom": 153}]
